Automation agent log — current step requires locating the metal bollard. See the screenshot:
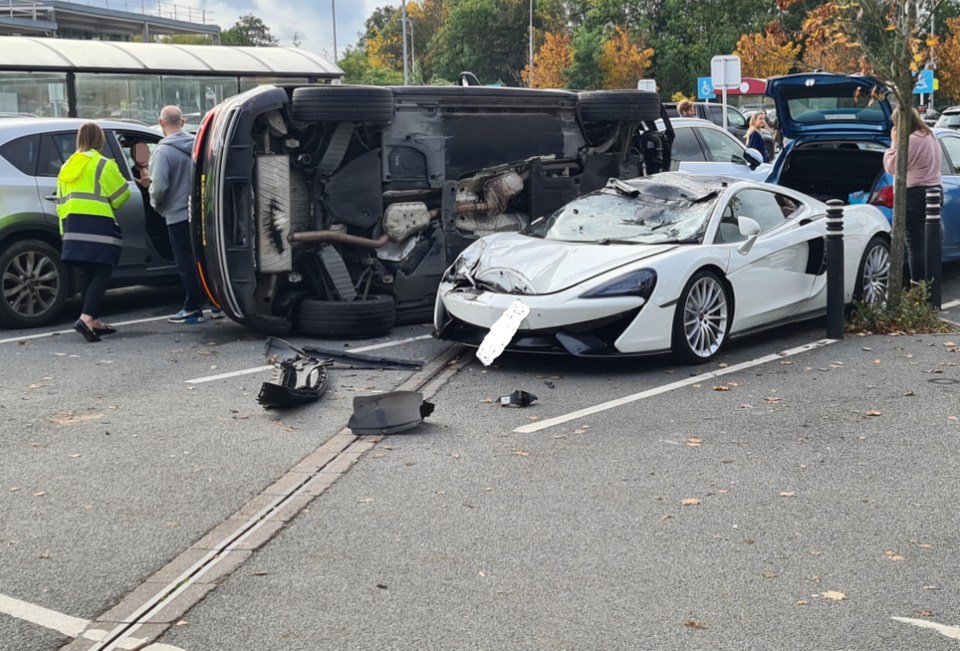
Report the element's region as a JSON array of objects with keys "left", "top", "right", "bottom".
[
  {"left": 924, "top": 187, "right": 942, "bottom": 309},
  {"left": 826, "top": 199, "right": 845, "bottom": 340}
]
